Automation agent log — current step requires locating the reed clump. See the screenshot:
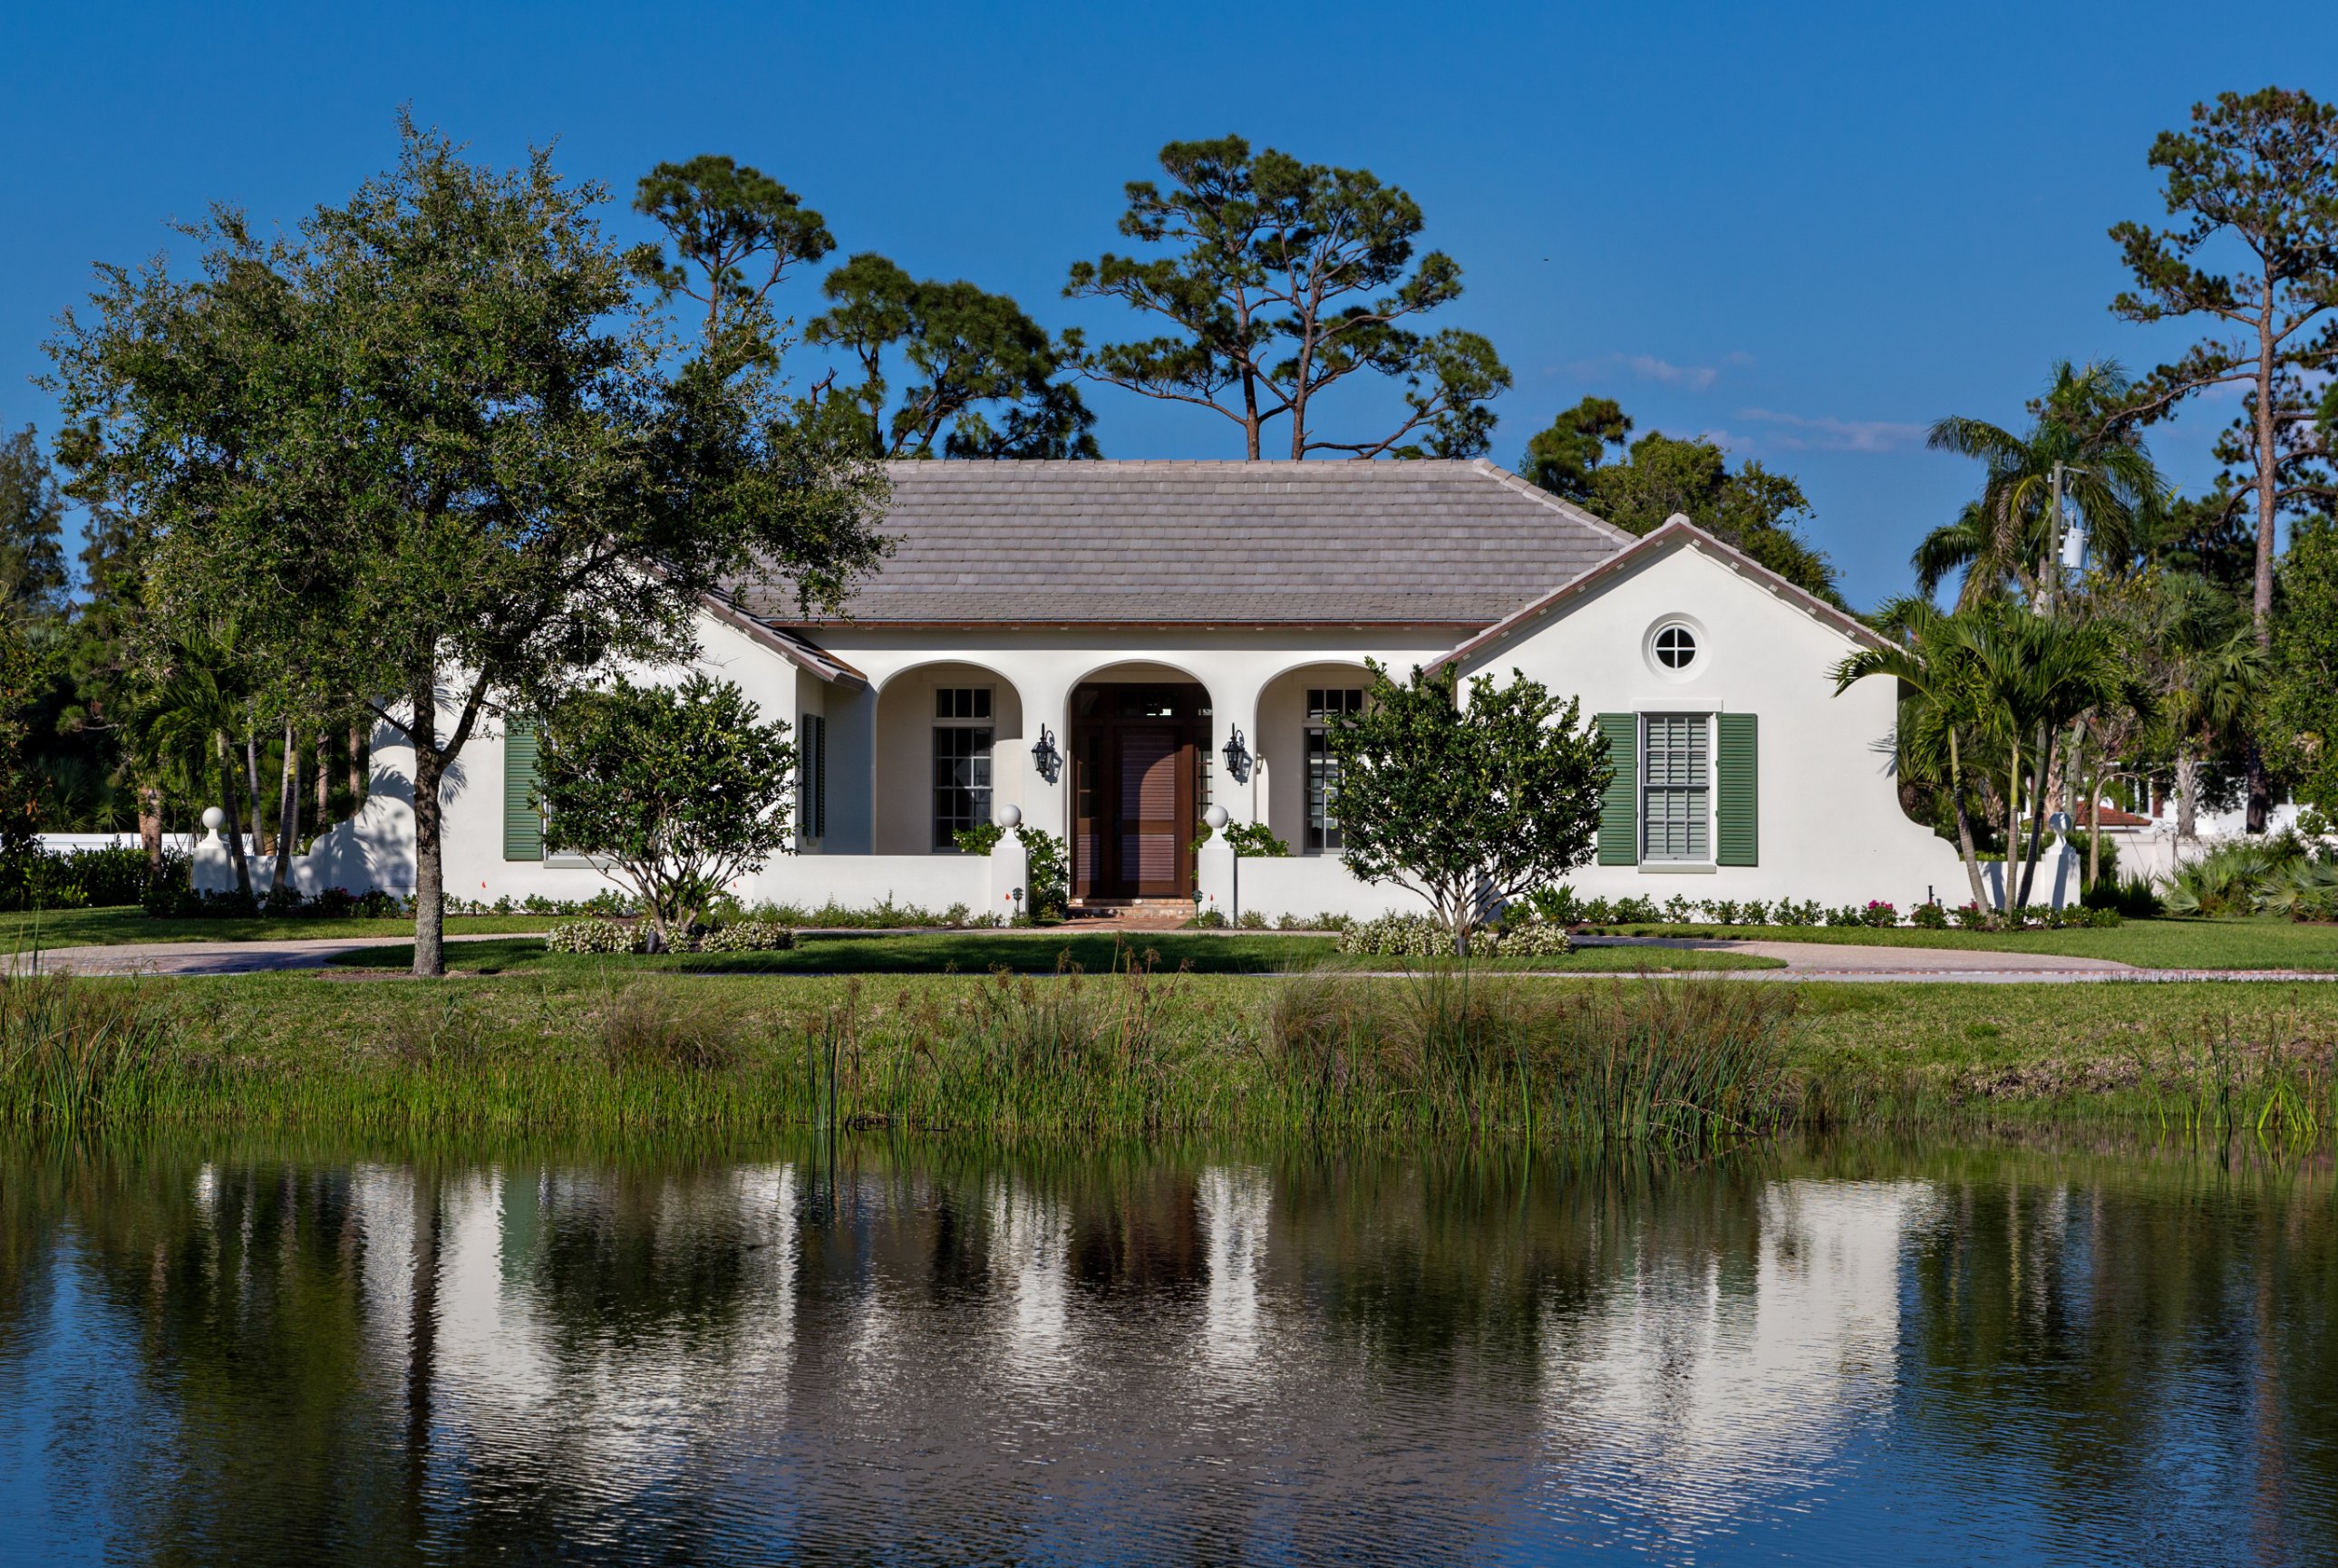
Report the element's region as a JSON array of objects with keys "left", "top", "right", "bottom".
[
  {"left": 0, "top": 974, "right": 177, "bottom": 1128},
  {"left": 594, "top": 980, "right": 741, "bottom": 1073},
  {"left": 1259, "top": 968, "right": 1793, "bottom": 1153}
]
